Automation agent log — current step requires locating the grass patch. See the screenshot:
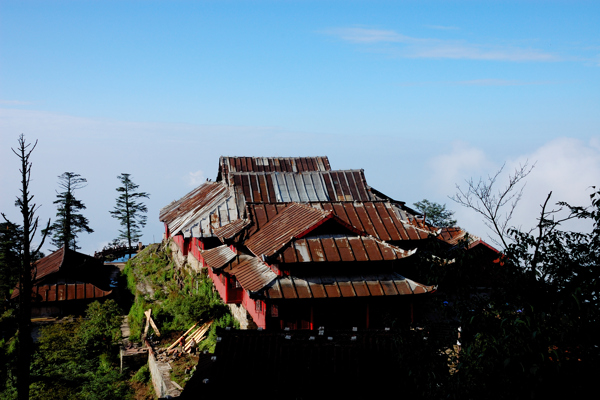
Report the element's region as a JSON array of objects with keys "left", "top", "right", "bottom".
[{"left": 123, "top": 241, "right": 238, "bottom": 350}]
